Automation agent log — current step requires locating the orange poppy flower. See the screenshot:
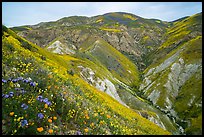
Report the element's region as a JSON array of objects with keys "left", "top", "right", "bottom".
[
  {"left": 85, "top": 114, "right": 90, "bottom": 119},
  {"left": 53, "top": 116, "right": 57, "bottom": 120},
  {"left": 10, "top": 112, "right": 14, "bottom": 116},
  {"left": 37, "top": 127, "right": 44, "bottom": 132},
  {"left": 48, "top": 129, "right": 53, "bottom": 134},
  {"left": 106, "top": 114, "right": 111, "bottom": 118},
  {"left": 48, "top": 119, "right": 52, "bottom": 123}
]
